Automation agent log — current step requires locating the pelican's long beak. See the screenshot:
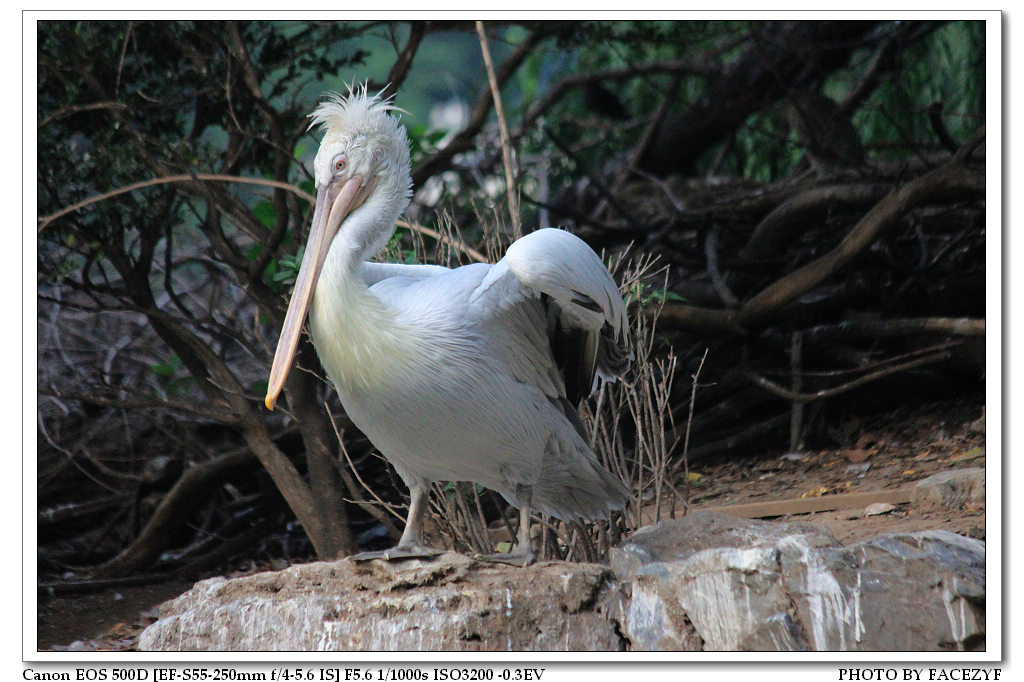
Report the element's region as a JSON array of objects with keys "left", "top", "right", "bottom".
[{"left": 265, "top": 175, "right": 367, "bottom": 410}]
